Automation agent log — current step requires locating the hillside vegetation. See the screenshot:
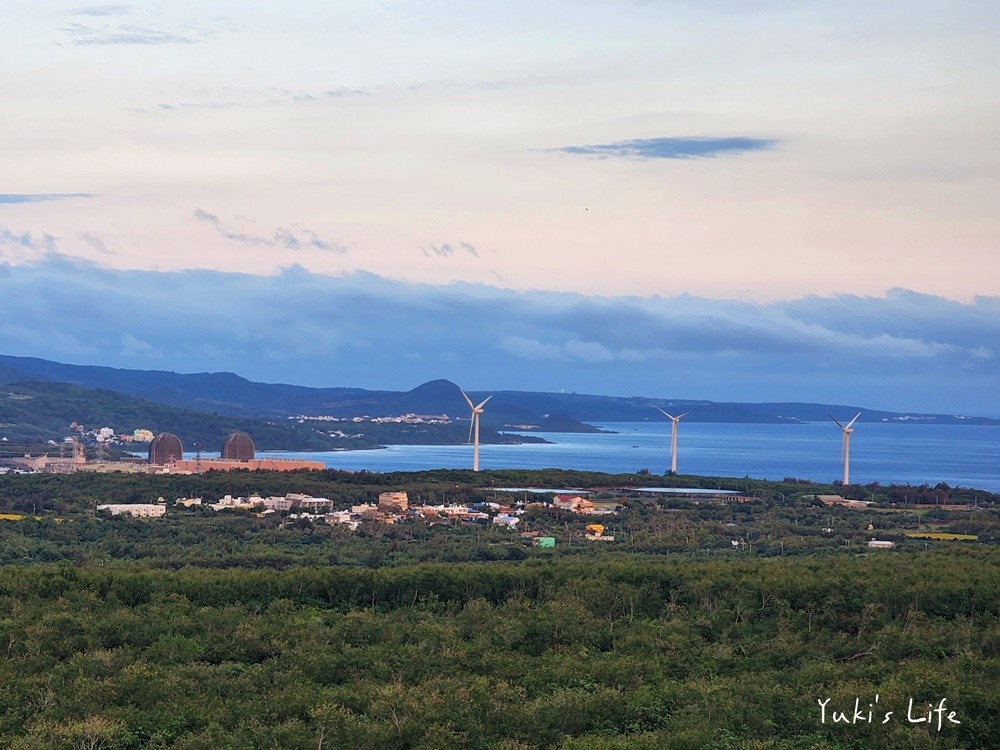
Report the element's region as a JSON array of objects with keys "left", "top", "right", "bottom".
[{"left": 0, "top": 381, "right": 539, "bottom": 450}]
